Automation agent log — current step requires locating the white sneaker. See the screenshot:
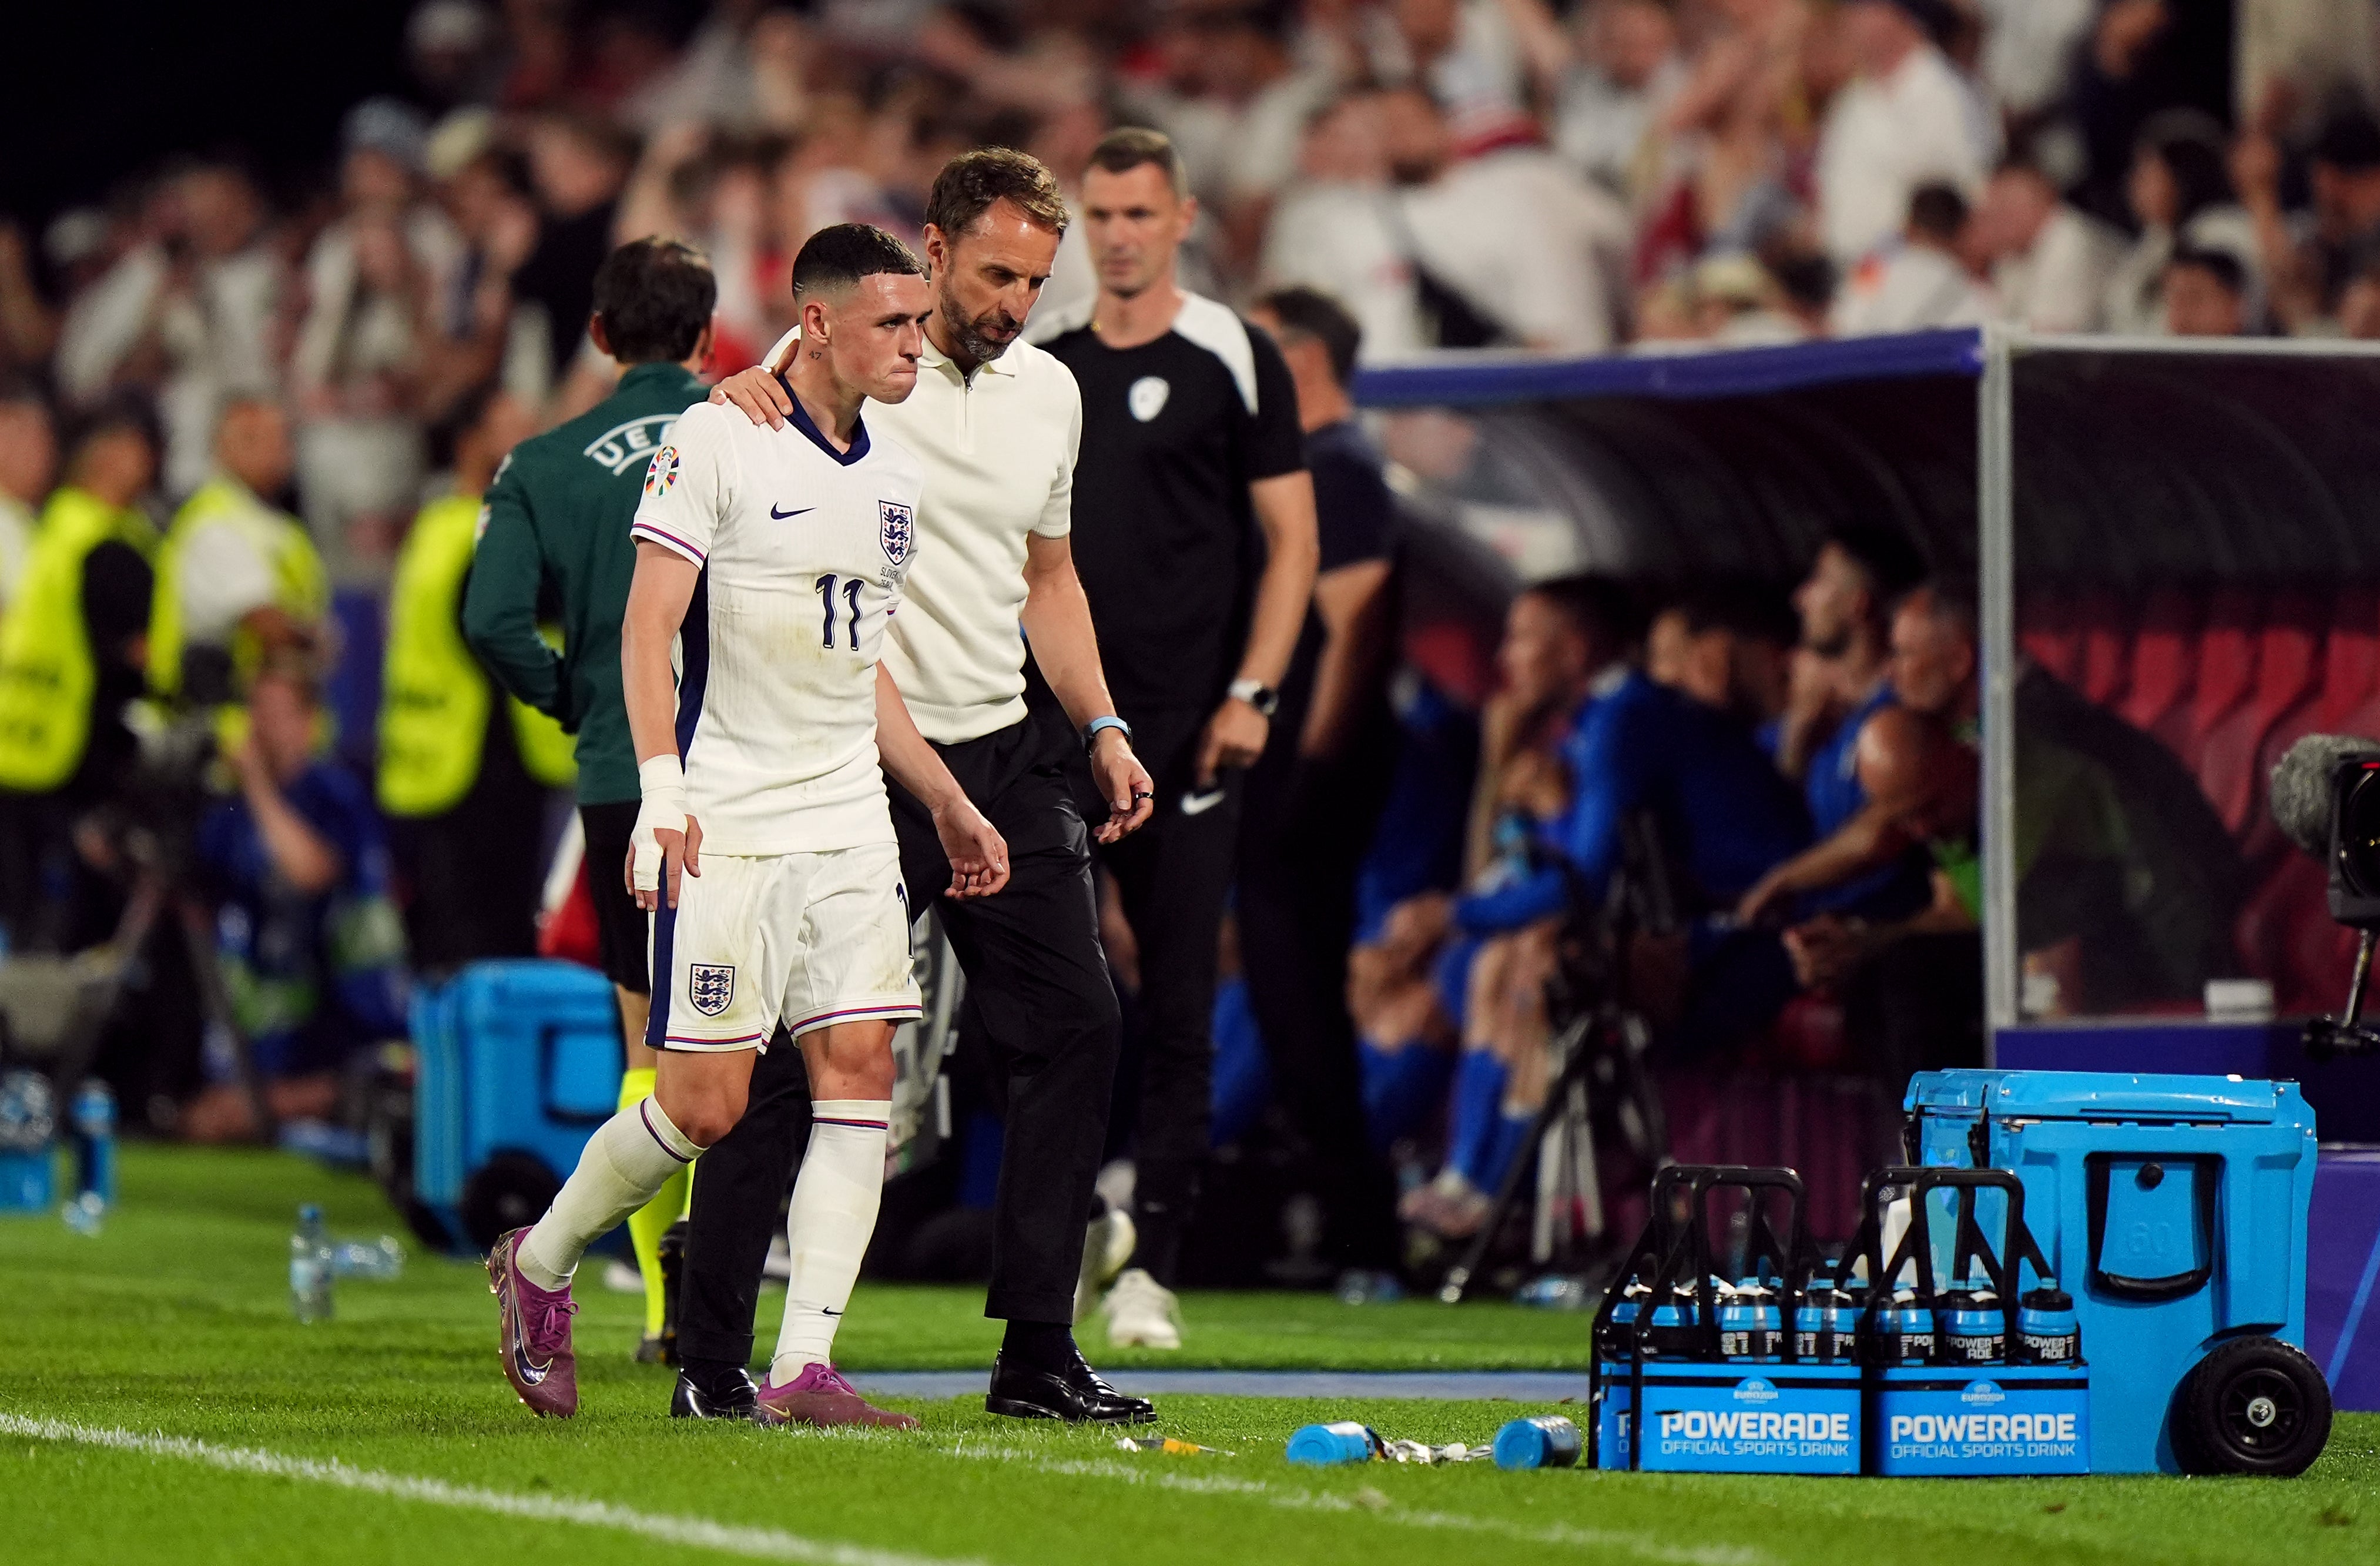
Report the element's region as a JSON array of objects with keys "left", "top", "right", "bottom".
[
  {"left": 1074, "top": 1208, "right": 1139, "bottom": 1324},
  {"left": 1103, "top": 1267, "right": 1182, "bottom": 1350}
]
